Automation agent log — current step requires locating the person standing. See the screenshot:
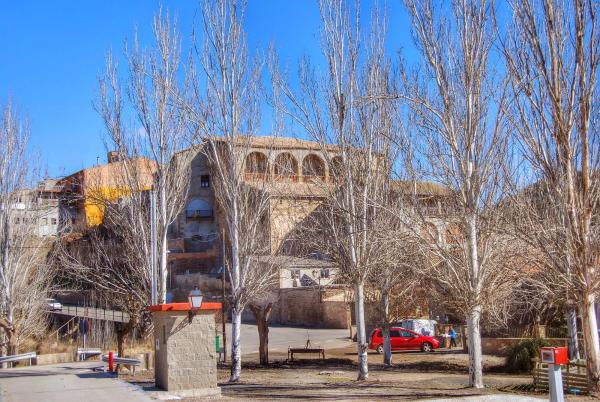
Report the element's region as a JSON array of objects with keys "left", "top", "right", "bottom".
[{"left": 448, "top": 327, "right": 457, "bottom": 349}]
